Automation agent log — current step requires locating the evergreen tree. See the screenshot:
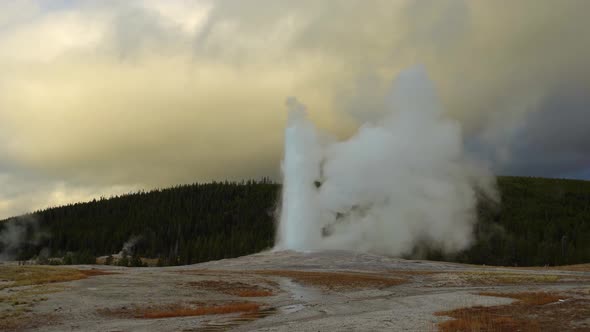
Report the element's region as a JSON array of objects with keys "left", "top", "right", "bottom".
[
  {"left": 118, "top": 250, "right": 129, "bottom": 267},
  {"left": 1, "top": 177, "right": 589, "bottom": 267}
]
